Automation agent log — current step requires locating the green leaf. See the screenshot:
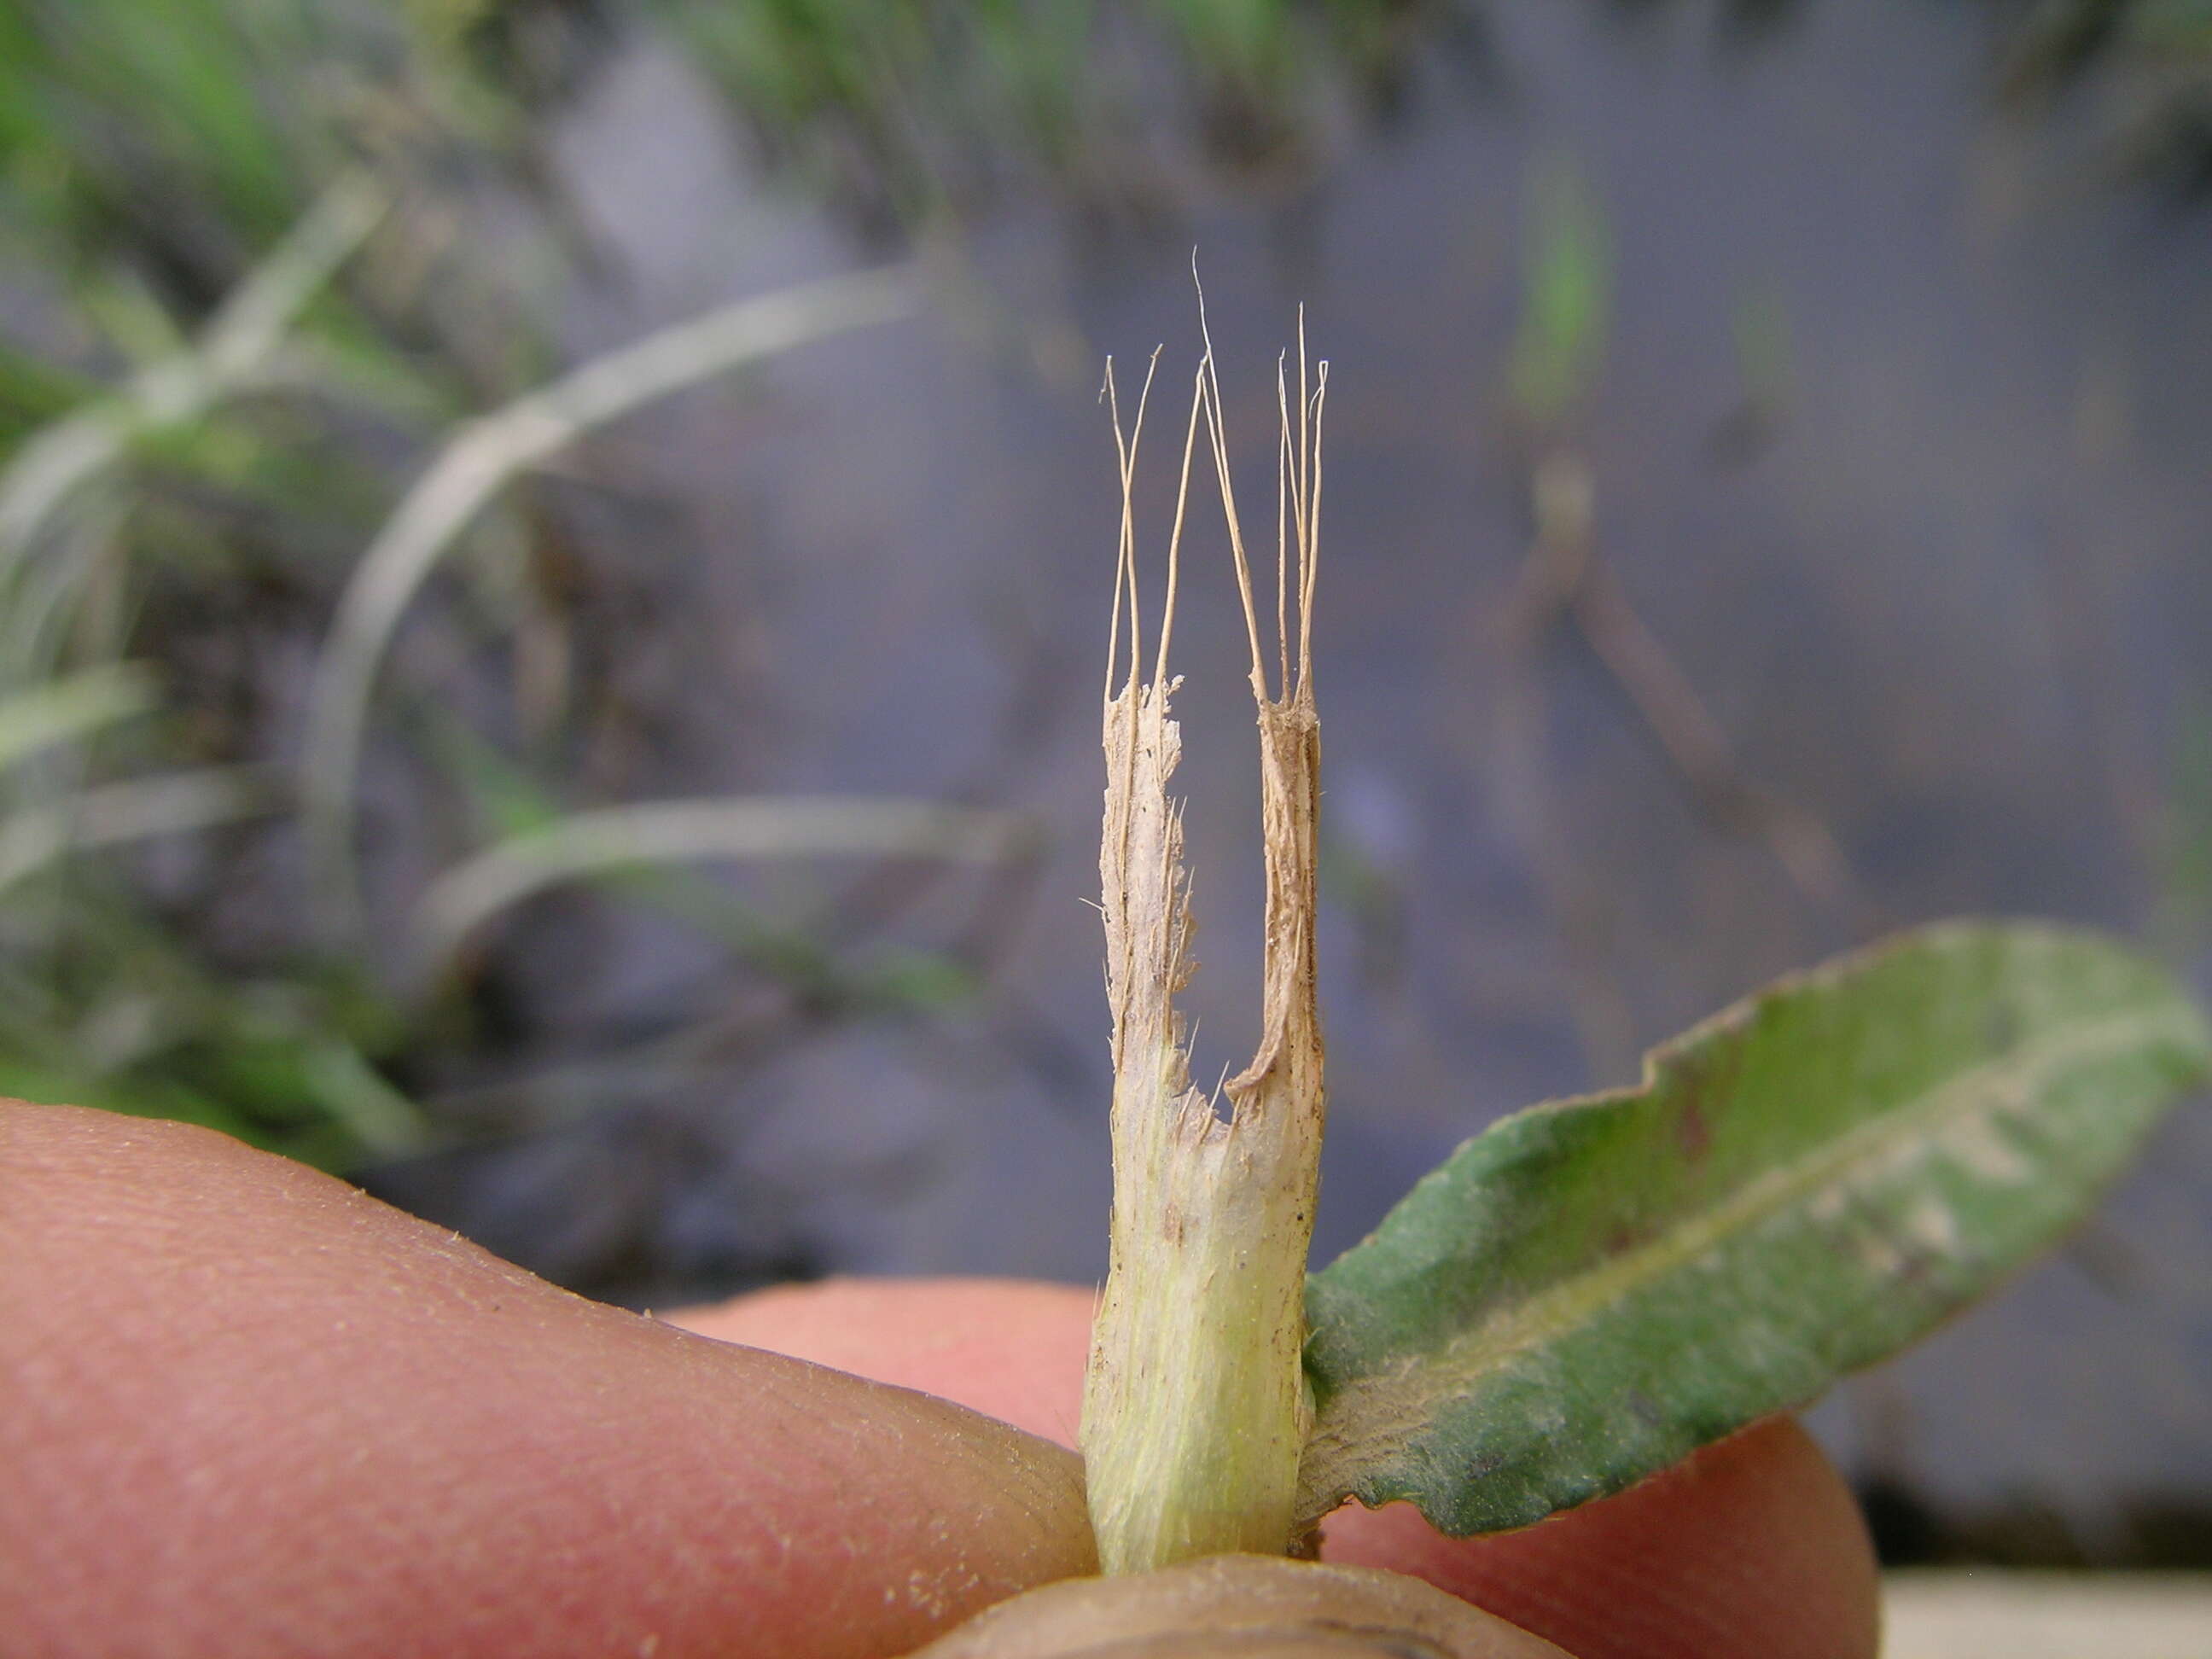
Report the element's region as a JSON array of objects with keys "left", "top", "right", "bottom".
[
  {"left": 0, "top": 664, "right": 158, "bottom": 774},
  {"left": 1297, "top": 922, "right": 2211, "bottom": 1535}
]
